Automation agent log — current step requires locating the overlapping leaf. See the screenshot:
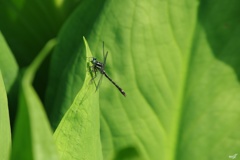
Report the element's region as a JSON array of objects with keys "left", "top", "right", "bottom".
[
  {"left": 0, "top": 32, "right": 18, "bottom": 92},
  {"left": 53, "top": 37, "right": 102, "bottom": 160},
  {"left": 0, "top": 0, "right": 239, "bottom": 159},
  {"left": 11, "top": 39, "right": 59, "bottom": 160},
  {"left": 46, "top": 0, "right": 240, "bottom": 159},
  {"left": 0, "top": 71, "right": 11, "bottom": 160}
]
